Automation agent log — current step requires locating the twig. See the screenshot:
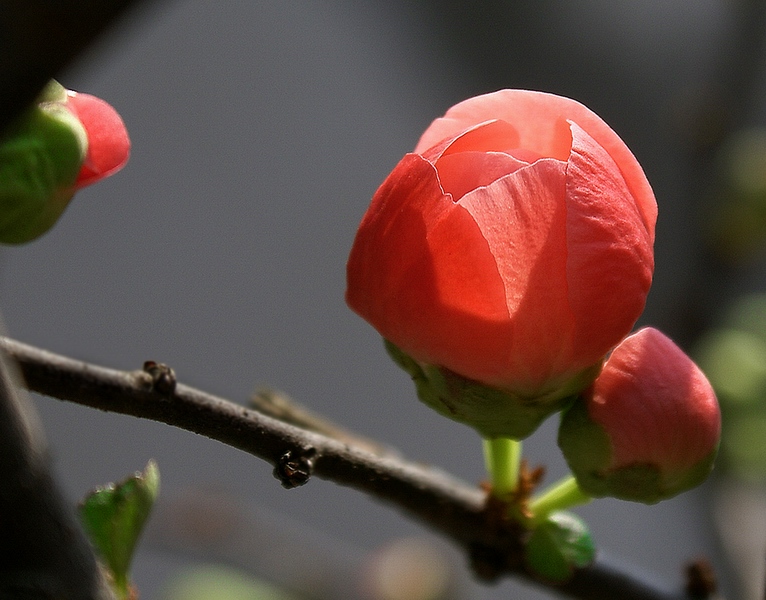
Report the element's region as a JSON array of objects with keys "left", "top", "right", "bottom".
[
  {"left": 250, "top": 387, "right": 395, "bottom": 457},
  {"left": 0, "top": 335, "right": 701, "bottom": 600},
  {"left": 0, "top": 342, "right": 114, "bottom": 599}
]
